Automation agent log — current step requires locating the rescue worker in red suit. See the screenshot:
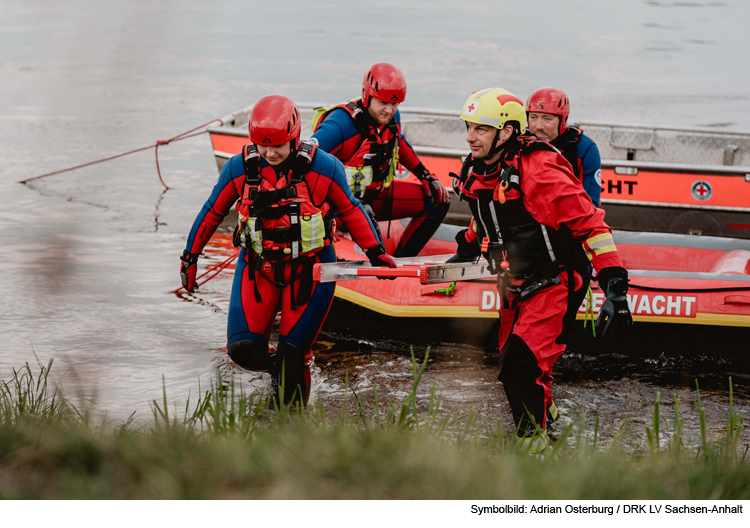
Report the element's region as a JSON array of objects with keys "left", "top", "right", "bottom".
[
  {"left": 310, "top": 63, "right": 450, "bottom": 257},
  {"left": 180, "top": 95, "right": 395, "bottom": 406},
  {"left": 449, "top": 88, "right": 633, "bottom": 451},
  {"left": 526, "top": 87, "right": 602, "bottom": 207}
]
